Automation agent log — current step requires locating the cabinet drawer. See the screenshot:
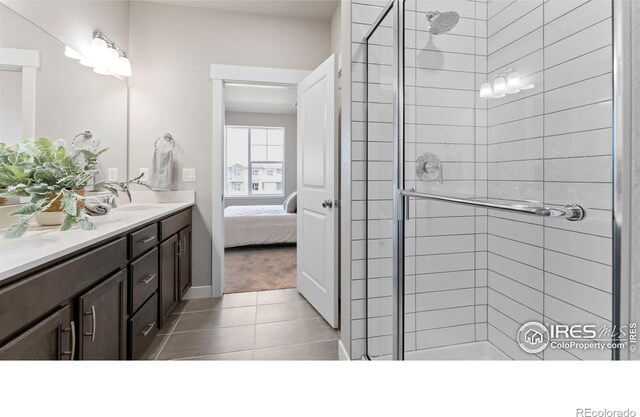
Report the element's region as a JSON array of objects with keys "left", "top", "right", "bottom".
[
  {"left": 159, "top": 208, "right": 191, "bottom": 241},
  {"left": 129, "top": 224, "right": 158, "bottom": 259},
  {"left": 0, "top": 238, "right": 126, "bottom": 343},
  {"left": 129, "top": 293, "right": 158, "bottom": 360},
  {"left": 129, "top": 248, "right": 159, "bottom": 314}
]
